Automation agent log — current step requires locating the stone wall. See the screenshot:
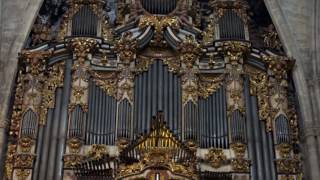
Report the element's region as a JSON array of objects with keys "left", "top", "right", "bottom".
[{"left": 0, "top": 0, "right": 44, "bottom": 177}]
